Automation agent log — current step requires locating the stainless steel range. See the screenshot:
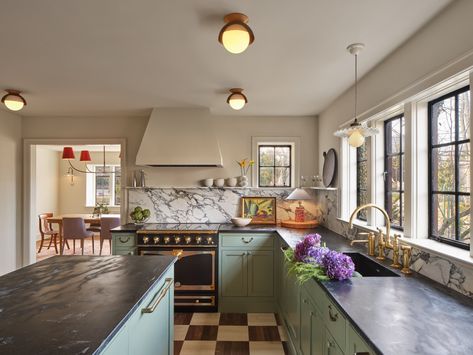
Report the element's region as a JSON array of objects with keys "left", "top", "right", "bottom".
[{"left": 137, "top": 223, "right": 219, "bottom": 312}]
